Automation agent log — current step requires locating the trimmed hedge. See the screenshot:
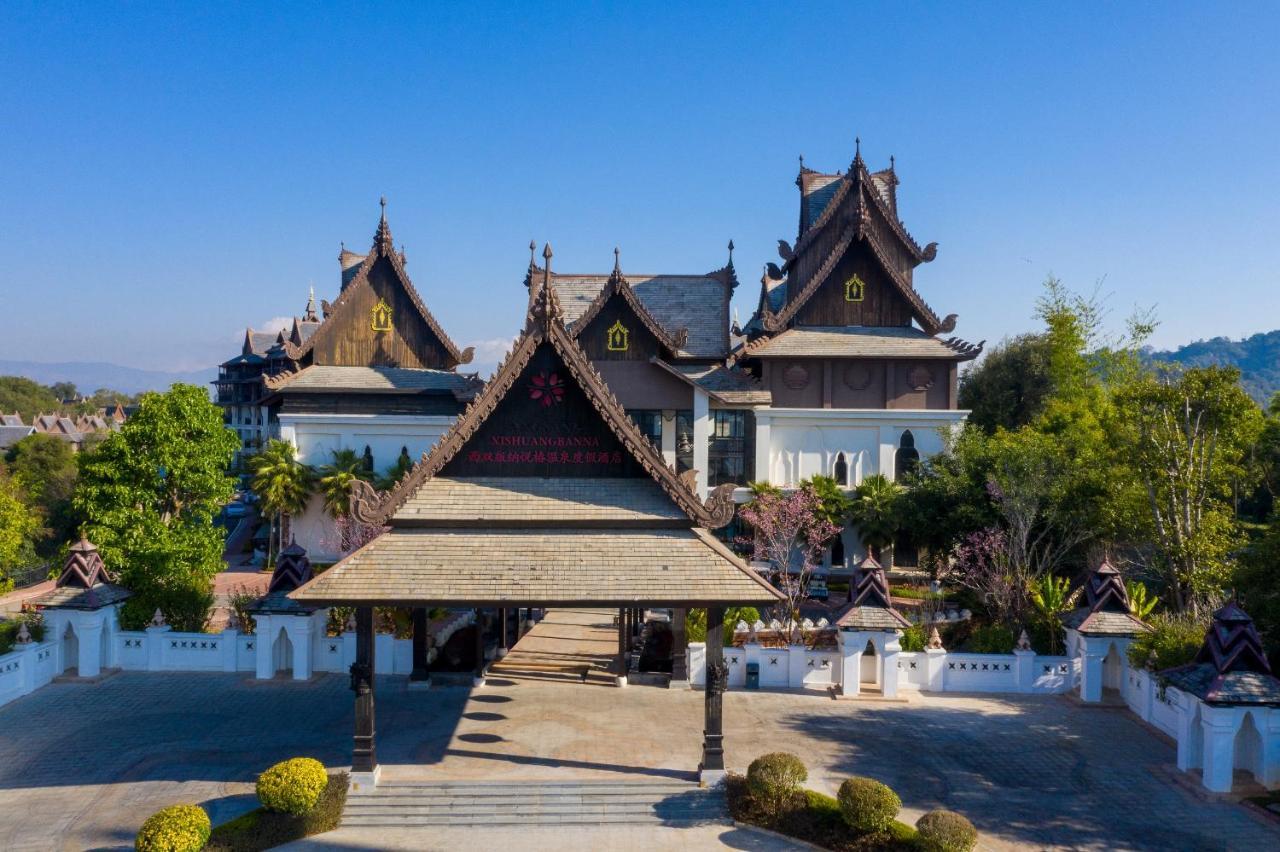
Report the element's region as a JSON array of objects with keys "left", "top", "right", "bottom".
[
  {"left": 837, "top": 776, "right": 901, "bottom": 835},
  {"left": 256, "top": 757, "right": 328, "bottom": 815},
  {"left": 135, "top": 804, "right": 210, "bottom": 852},
  {"left": 726, "top": 774, "right": 917, "bottom": 851},
  {"left": 206, "top": 772, "right": 348, "bottom": 852},
  {"left": 747, "top": 752, "right": 807, "bottom": 810},
  {"left": 916, "top": 809, "right": 977, "bottom": 852}
]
